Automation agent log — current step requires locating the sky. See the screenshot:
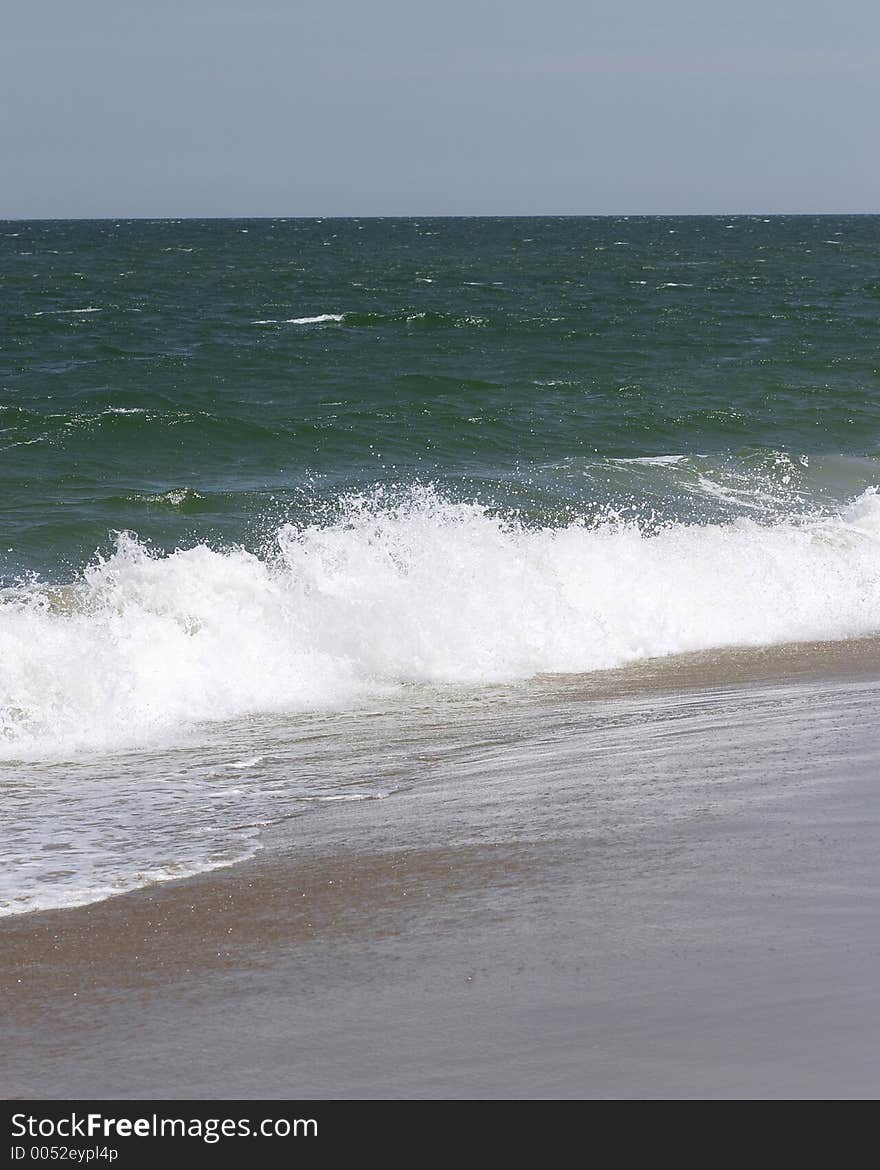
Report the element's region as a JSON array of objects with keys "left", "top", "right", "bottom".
[{"left": 2, "top": 1, "right": 879, "bottom": 217}]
